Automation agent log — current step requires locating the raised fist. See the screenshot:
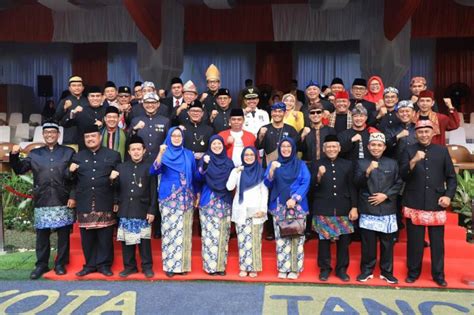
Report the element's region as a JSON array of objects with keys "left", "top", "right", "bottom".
[
  {"left": 134, "top": 120, "right": 145, "bottom": 130},
  {"left": 69, "top": 163, "right": 79, "bottom": 172},
  {"left": 159, "top": 144, "right": 167, "bottom": 155},
  {"left": 109, "top": 170, "right": 119, "bottom": 180},
  {"left": 351, "top": 133, "right": 362, "bottom": 142},
  {"left": 226, "top": 136, "right": 234, "bottom": 145},
  {"left": 415, "top": 150, "right": 426, "bottom": 162},
  {"left": 210, "top": 110, "right": 218, "bottom": 120},
  {"left": 64, "top": 100, "right": 73, "bottom": 110},
  {"left": 236, "top": 165, "right": 244, "bottom": 172},
  {"left": 74, "top": 105, "right": 83, "bottom": 113},
  {"left": 203, "top": 155, "right": 210, "bottom": 164},
  {"left": 397, "top": 129, "right": 409, "bottom": 139},
  {"left": 318, "top": 165, "right": 326, "bottom": 177},
  {"left": 301, "top": 127, "right": 311, "bottom": 138},
  {"left": 11, "top": 145, "right": 21, "bottom": 154}
]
